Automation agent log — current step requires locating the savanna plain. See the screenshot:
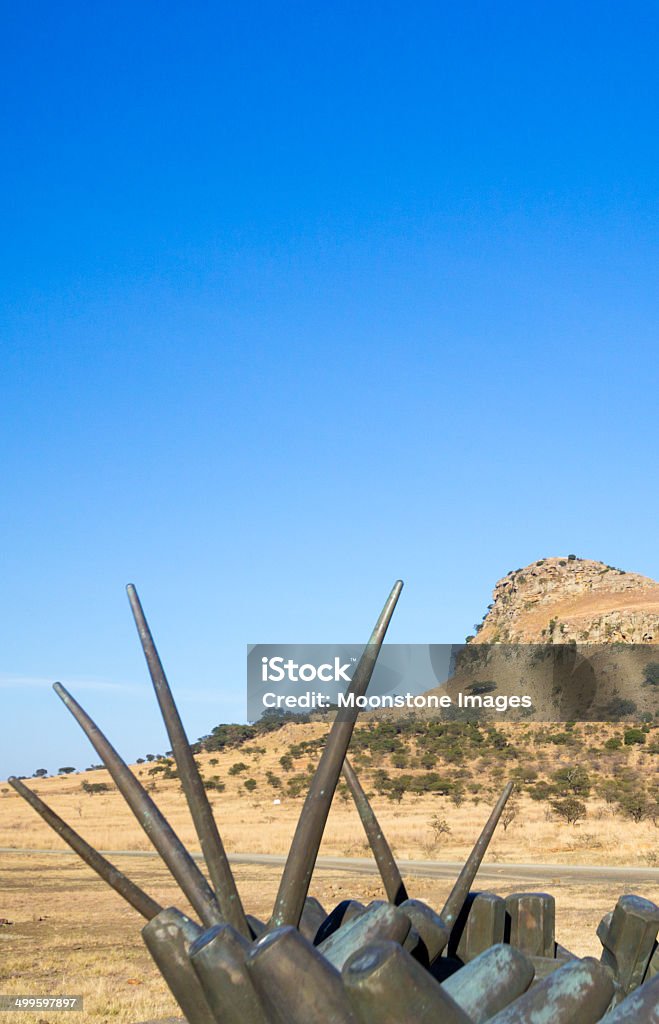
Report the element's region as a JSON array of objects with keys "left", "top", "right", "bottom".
[{"left": 1, "top": 718, "right": 658, "bottom": 1022}]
